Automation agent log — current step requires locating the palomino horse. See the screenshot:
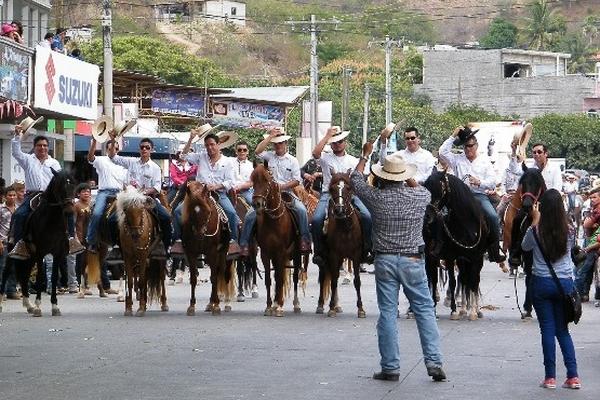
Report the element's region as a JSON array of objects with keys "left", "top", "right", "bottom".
[
  {"left": 502, "top": 166, "right": 545, "bottom": 316},
  {"left": 181, "top": 182, "right": 236, "bottom": 315},
  {"left": 251, "top": 164, "right": 305, "bottom": 317},
  {"left": 116, "top": 187, "right": 168, "bottom": 316},
  {"left": 423, "top": 171, "right": 491, "bottom": 320},
  {"left": 0, "top": 170, "right": 75, "bottom": 317},
  {"left": 316, "top": 173, "right": 365, "bottom": 318}
]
